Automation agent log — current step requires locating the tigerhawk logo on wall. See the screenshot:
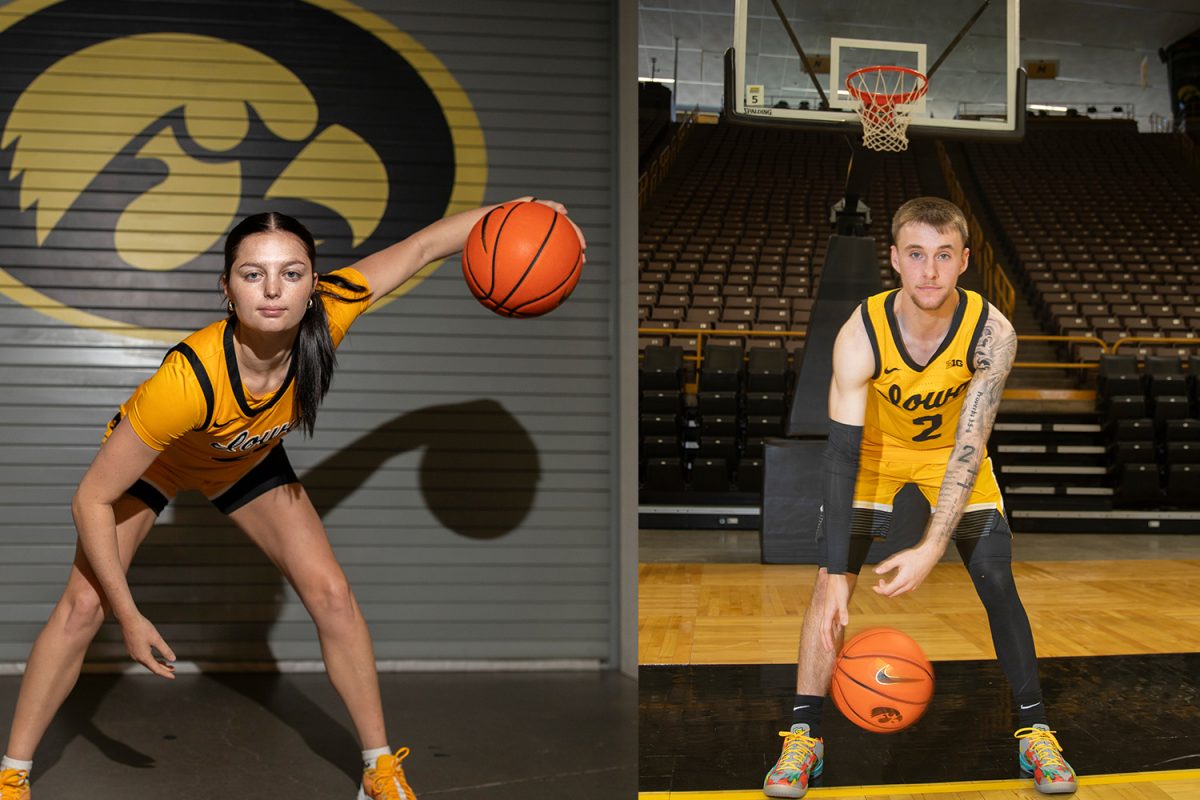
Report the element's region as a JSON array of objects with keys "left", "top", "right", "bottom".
[{"left": 0, "top": 0, "right": 486, "bottom": 341}]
